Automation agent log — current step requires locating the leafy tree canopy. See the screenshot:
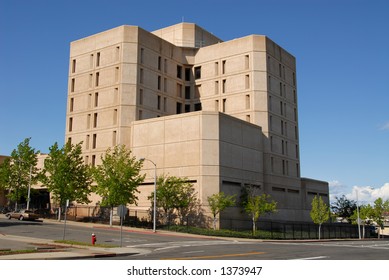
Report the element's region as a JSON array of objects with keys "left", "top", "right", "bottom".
[
  {"left": 207, "top": 192, "right": 236, "bottom": 230},
  {"left": 40, "top": 141, "right": 93, "bottom": 207},
  {"left": 331, "top": 195, "right": 357, "bottom": 222},
  {"left": 93, "top": 145, "right": 145, "bottom": 207},
  {"left": 0, "top": 138, "right": 39, "bottom": 207}
]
